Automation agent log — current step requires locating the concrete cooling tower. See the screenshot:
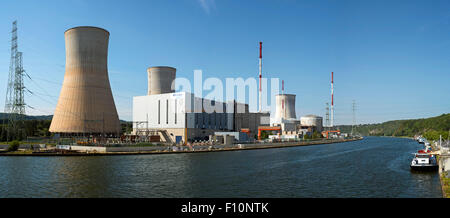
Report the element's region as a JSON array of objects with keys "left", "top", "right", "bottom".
[
  {"left": 147, "top": 66, "right": 176, "bottom": 95},
  {"left": 274, "top": 94, "right": 297, "bottom": 120},
  {"left": 49, "top": 26, "right": 121, "bottom": 135}
]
